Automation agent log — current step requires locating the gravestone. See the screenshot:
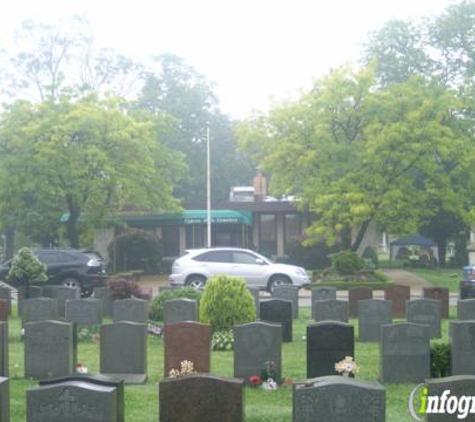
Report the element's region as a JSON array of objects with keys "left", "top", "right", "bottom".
[
  {"left": 42, "top": 286, "right": 81, "bottom": 318},
  {"left": 0, "top": 301, "right": 8, "bottom": 322},
  {"left": 459, "top": 282, "right": 475, "bottom": 300},
  {"left": 423, "top": 287, "right": 449, "bottom": 319},
  {"left": 0, "top": 323, "right": 8, "bottom": 377},
  {"left": 293, "top": 376, "right": 385, "bottom": 422},
  {"left": 311, "top": 286, "right": 337, "bottom": 303},
  {"left": 39, "top": 374, "right": 125, "bottom": 422},
  {"left": 358, "top": 299, "right": 392, "bottom": 342},
  {"left": 426, "top": 375, "right": 475, "bottom": 422},
  {"left": 260, "top": 299, "right": 293, "bottom": 342},
  {"left": 27, "top": 378, "right": 119, "bottom": 422},
  {"left": 23, "top": 297, "right": 59, "bottom": 323},
  {"left": 307, "top": 321, "right": 354, "bottom": 378},
  {"left": 18, "top": 285, "right": 43, "bottom": 316},
  {"left": 272, "top": 285, "right": 299, "bottom": 319},
  {"left": 24, "top": 320, "right": 75, "bottom": 380},
  {"left": 248, "top": 287, "right": 260, "bottom": 319},
  {"left": 406, "top": 299, "right": 441, "bottom": 339},
  {"left": 159, "top": 374, "right": 244, "bottom": 422},
  {"left": 164, "top": 322, "right": 211, "bottom": 376},
  {"left": 0, "top": 287, "right": 11, "bottom": 315},
  {"left": 348, "top": 287, "right": 372, "bottom": 318},
  {"left": 0, "top": 378, "right": 8, "bottom": 422},
  {"left": 457, "top": 299, "right": 475, "bottom": 321},
  {"left": 233, "top": 321, "right": 282, "bottom": 383},
  {"left": 380, "top": 322, "right": 430, "bottom": 383},
  {"left": 65, "top": 298, "right": 103, "bottom": 325},
  {"left": 313, "top": 299, "right": 349, "bottom": 323},
  {"left": 113, "top": 298, "right": 148, "bottom": 323},
  {"left": 100, "top": 322, "right": 147, "bottom": 384},
  {"left": 451, "top": 321, "right": 475, "bottom": 375},
  {"left": 163, "top": 299, "right": 198, "bottom": 325},
  {"left": 93, "top": 287, "right": 113, "bottom": 318},
  {"left": 384, "top": 285, "right": 410, "bottom": 318}
]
